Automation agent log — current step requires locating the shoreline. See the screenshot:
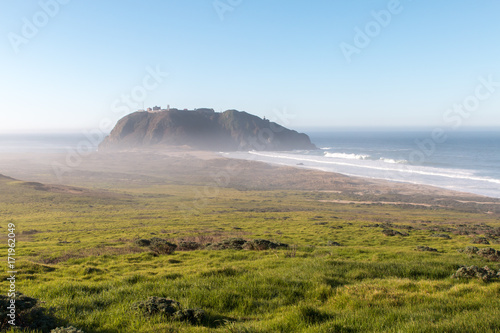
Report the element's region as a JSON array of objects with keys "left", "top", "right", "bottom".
[{"left": 219, "top": 150, "right": 500, "bottom": 200}]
